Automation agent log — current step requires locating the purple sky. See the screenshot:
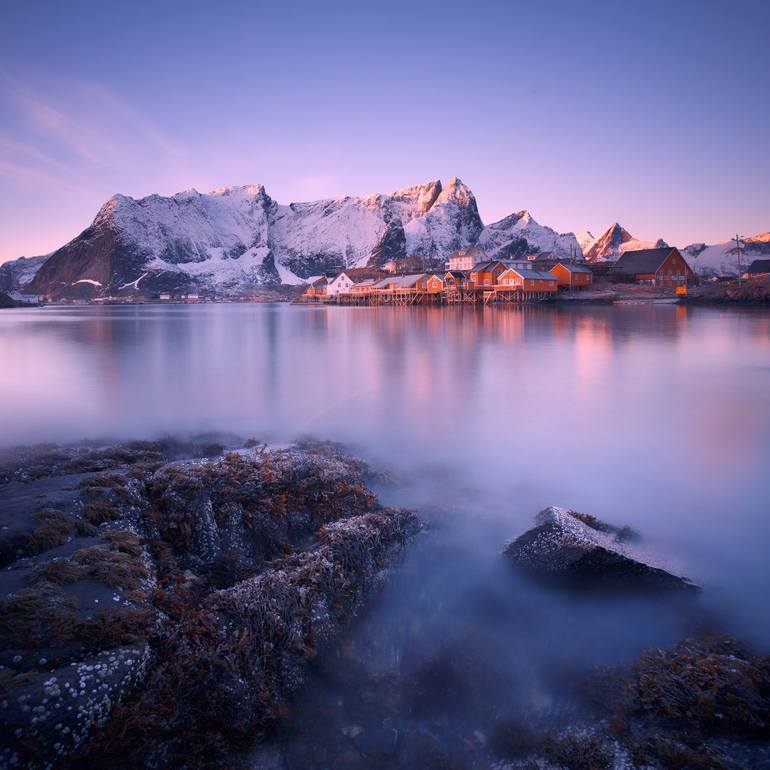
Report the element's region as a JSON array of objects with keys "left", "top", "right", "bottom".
[{"left": 1, "top": 0, "right": 769, "bottom": 263}]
